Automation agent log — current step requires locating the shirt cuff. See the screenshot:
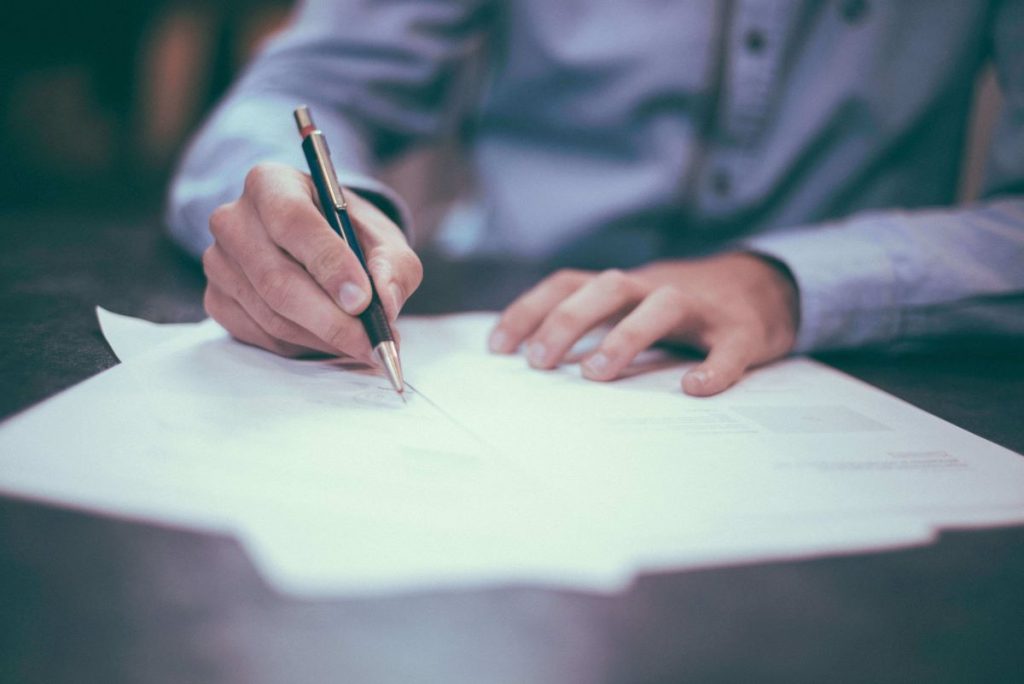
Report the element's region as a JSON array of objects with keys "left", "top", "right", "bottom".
[
  {"left": 333, "top": 171, "right": 415, "bottom": 247},
  {"left": 742, "top": 219, "right": 902, "bottom": 352}
]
